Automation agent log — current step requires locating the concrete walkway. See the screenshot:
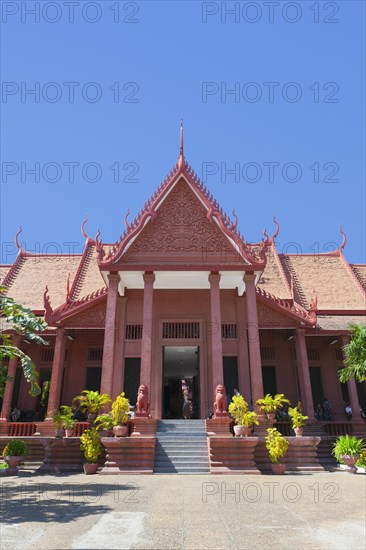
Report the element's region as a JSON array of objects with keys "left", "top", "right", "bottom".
[{"left": 0, "top": 471, "right": 365, "bottom": 549}]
